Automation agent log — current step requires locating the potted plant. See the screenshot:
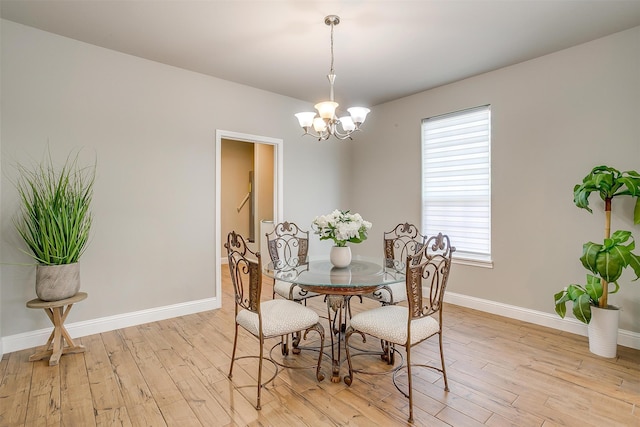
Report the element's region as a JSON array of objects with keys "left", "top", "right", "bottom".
[
  {"left": 554, "top": 165, "right": 640, "bottom": 357},
  {"left": 312, "top": 209, "right": 372, "bottom": 268},
  {"left": 13, "top": 150, "right": 95, "bottom": 301}
]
